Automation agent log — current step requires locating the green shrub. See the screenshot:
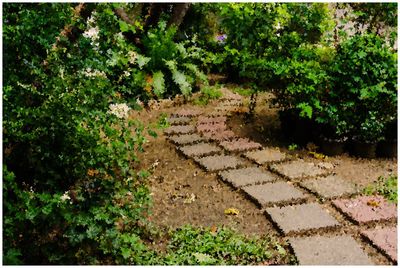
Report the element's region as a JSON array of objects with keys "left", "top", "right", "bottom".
[
  {"left": 321, "top": 34, "right": 397, "bottom": 141},
  {"left": 363, "top": 175, "right": 397, "bottom": 203}
]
